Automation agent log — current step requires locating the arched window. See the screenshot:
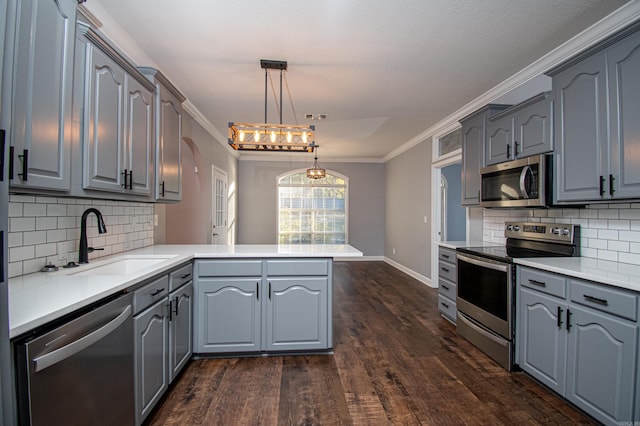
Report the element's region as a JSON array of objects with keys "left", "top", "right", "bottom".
[{"left": 277, "top": 170, "right": 348, "bottom": 244}]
